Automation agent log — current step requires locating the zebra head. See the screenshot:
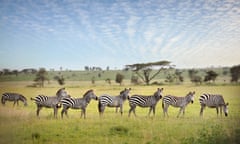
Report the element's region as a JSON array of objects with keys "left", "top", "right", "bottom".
[
  {"left": 223, "top": 102, "right": 229, "bottom": 117},
  {"left": 120, "top": 88, "right": 131, "bottom": 100},
  {"left": 154, "top": 88, "right": 164, "bottom": 100},
  {"left": 83, "top": 89, "right": 98, "bottom": 101},
  {"left": 186, "top": 91, "right": 195, "bottom": 104},
  {"left": 19, "top": 95, "right": 28, "bottom": 106}
]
